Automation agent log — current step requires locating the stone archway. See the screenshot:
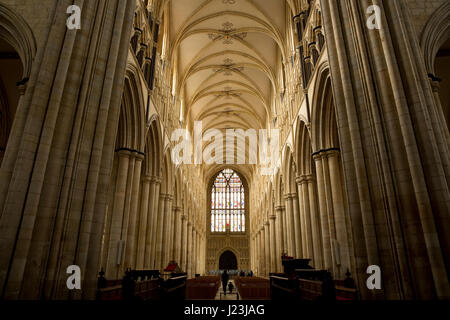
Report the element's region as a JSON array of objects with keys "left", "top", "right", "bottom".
[{"left": 219, "top": 250, "right": 238, "bottom": 270}]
